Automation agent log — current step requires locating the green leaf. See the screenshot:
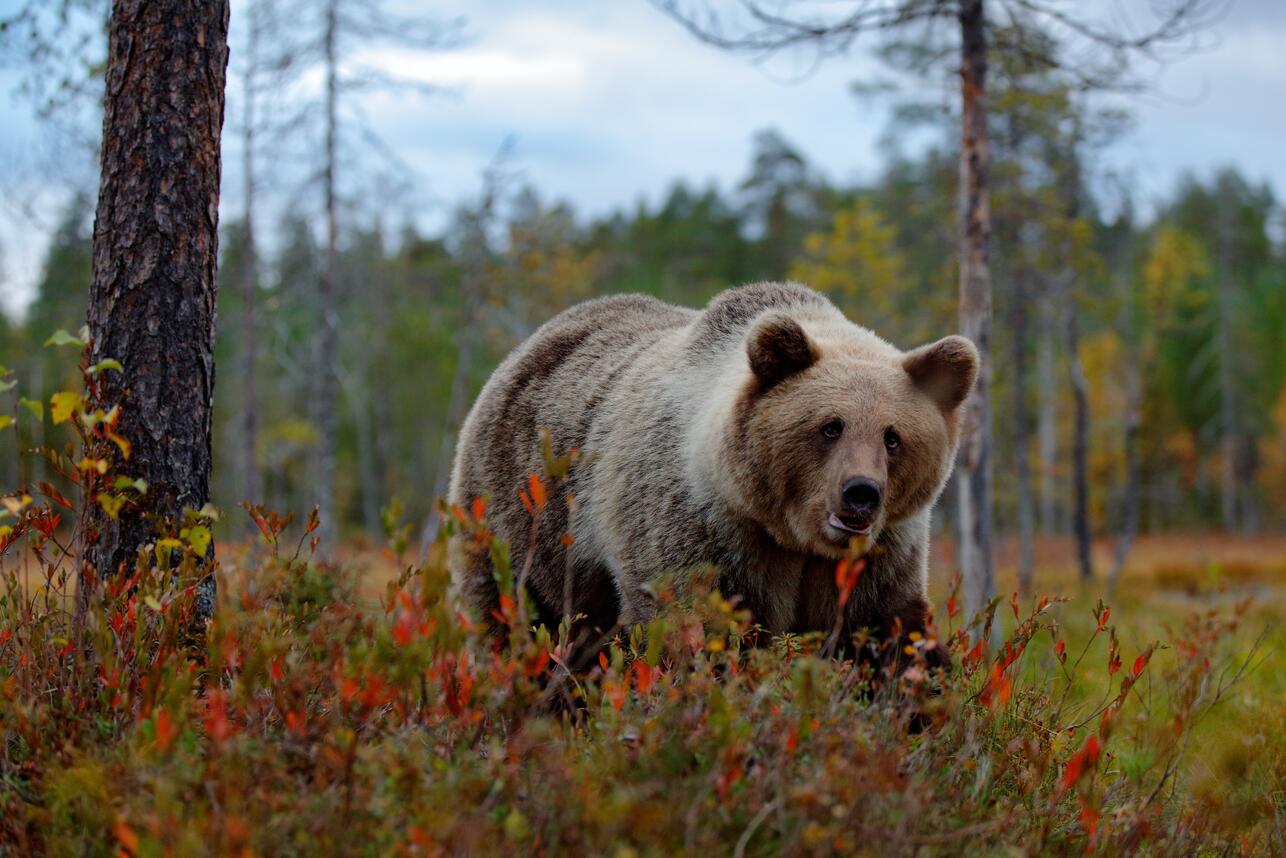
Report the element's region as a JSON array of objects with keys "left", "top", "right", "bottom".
[
  {"left": 183, "top": 524, "right": 212, "bottom": 557},
  {"left": 0, "top": 416, "right": 12, "bottom": 431},
  {"left": 0, "top": 379, "right": 16, "bottom": 393},
  {"left": 114, "top": 476, "right": 148, "bottom": 494},
  {"left": 19, "top": 398, "right": 43, "bottom": 421},
  {"left": 44, "top": 329, "right": 86, "bottom": 349},
  {"left": 87, "top": 359, "right": 123, "bottom": 375}
]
